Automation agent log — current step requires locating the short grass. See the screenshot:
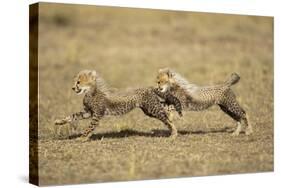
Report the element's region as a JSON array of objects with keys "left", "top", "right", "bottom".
[{"left": 36, "top": 3, "right": 273, "bottom": 186}]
